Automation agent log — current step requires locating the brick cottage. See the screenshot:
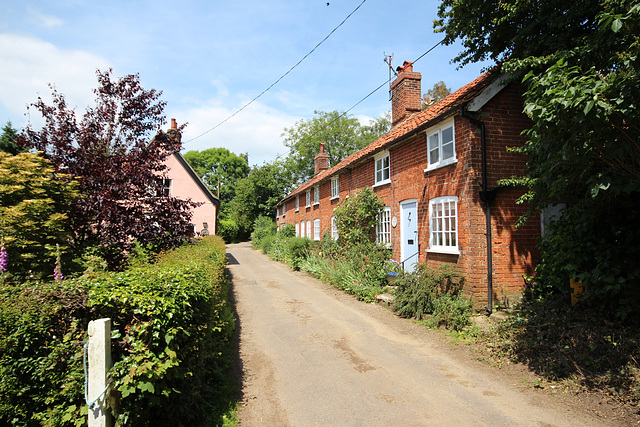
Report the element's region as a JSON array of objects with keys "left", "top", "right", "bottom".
[{"left": 275, "top": 62, "right": 540, "bottom": 312}]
